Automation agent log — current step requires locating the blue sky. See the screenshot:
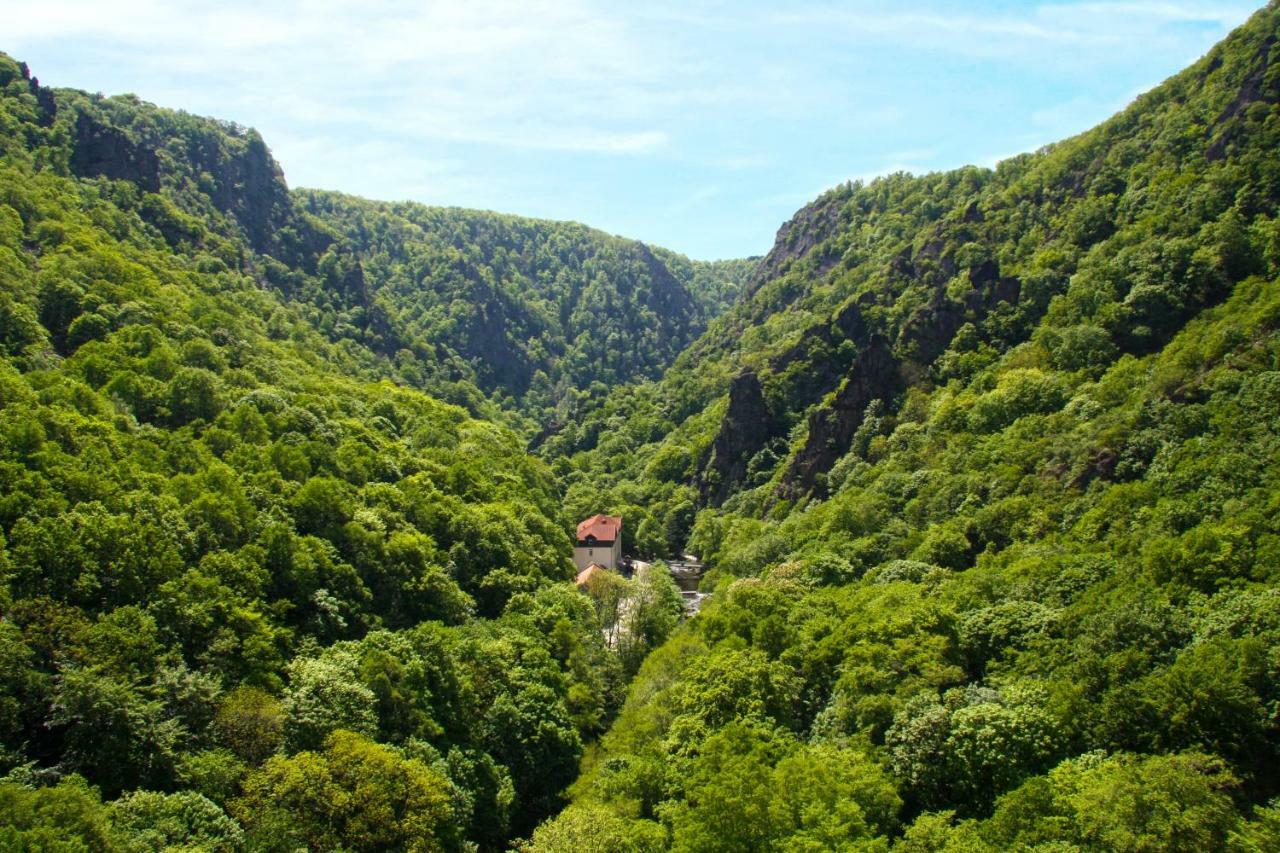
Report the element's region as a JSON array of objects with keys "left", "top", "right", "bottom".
[{"left": 2, "top": 1, "right": 1261, "bottom": 259}]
